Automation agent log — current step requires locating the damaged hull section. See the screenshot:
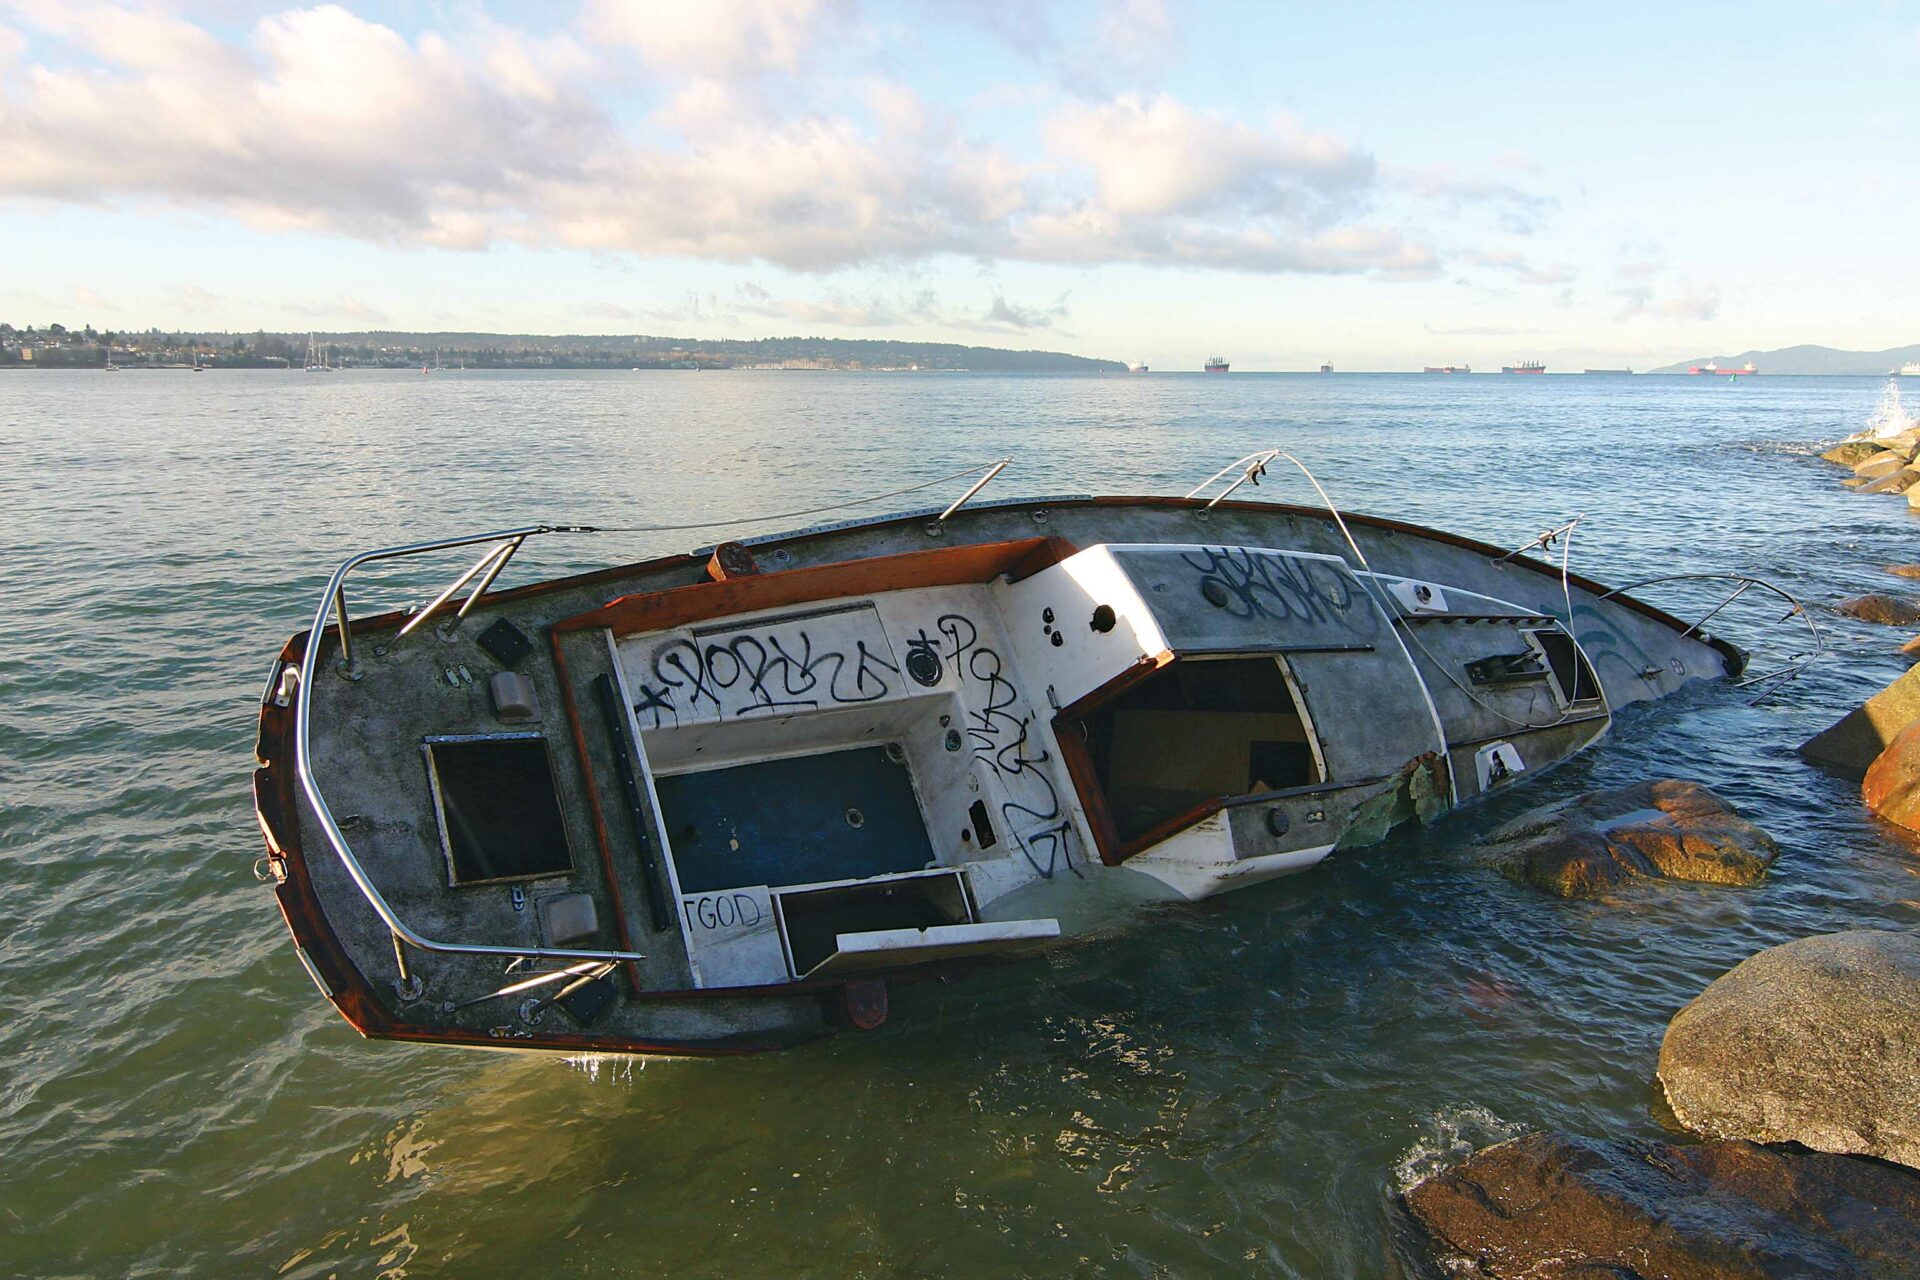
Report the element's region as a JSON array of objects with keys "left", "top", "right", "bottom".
[{"left": 253, "top": 495, "right": 1738, "bottom": 1055}]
